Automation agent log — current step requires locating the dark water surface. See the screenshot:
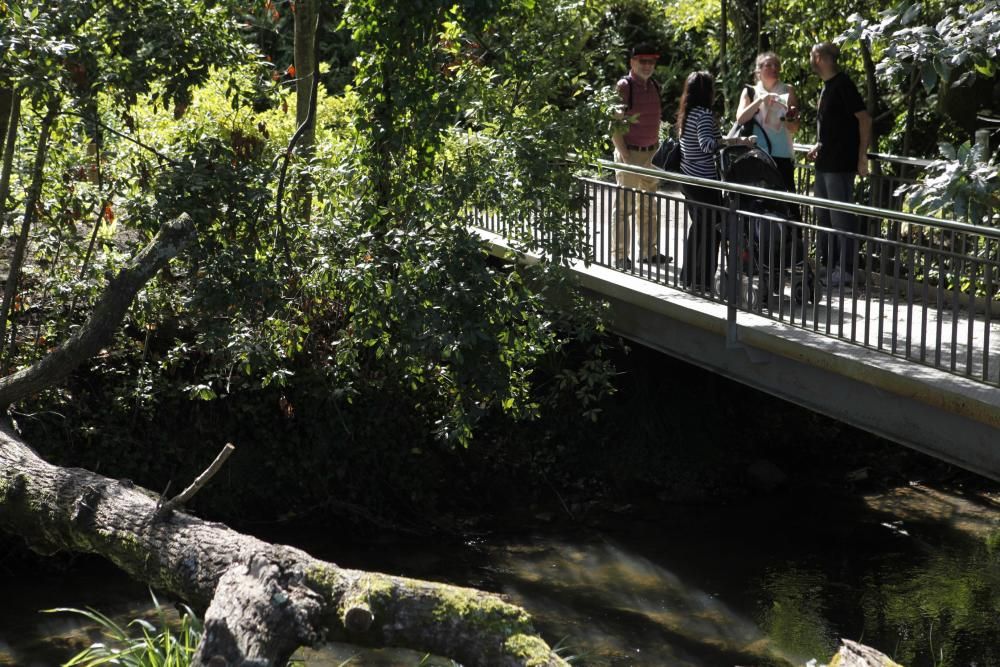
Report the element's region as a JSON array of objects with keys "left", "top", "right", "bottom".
[
  {"left": 3, "top": 479, "right": 999, "bottom": 666},
  {"left": 3, "top": 346, "right": 998, "bottom": 665}
]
